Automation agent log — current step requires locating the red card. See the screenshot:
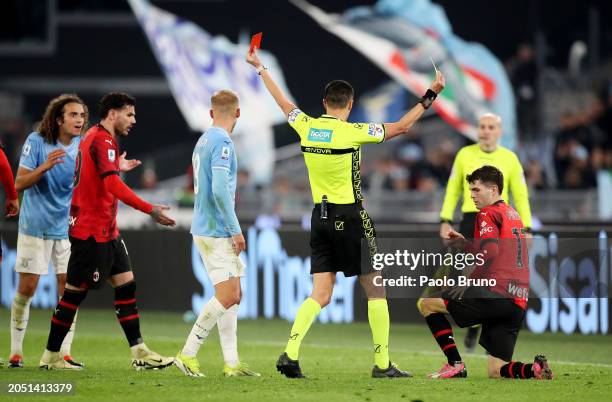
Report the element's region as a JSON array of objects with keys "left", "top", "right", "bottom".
[{"left": 249, "top": 32, "right": 262, "bottom": 53}]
